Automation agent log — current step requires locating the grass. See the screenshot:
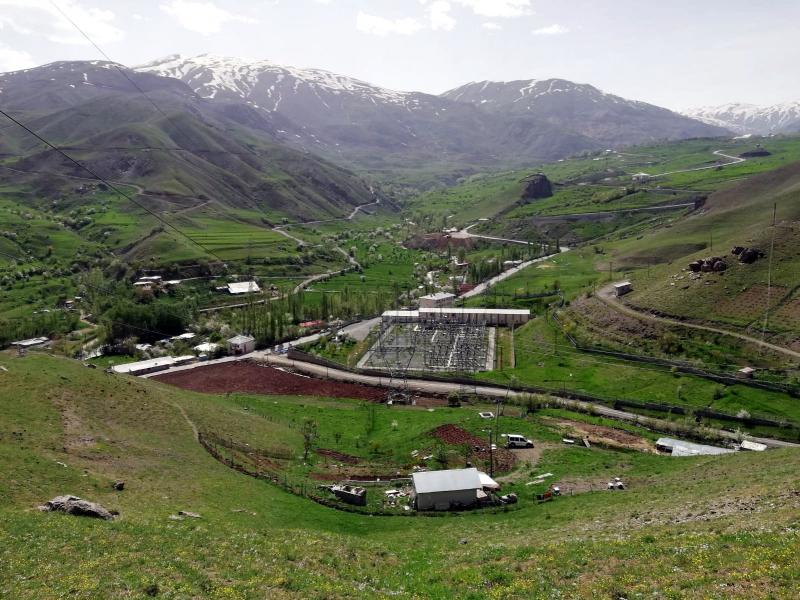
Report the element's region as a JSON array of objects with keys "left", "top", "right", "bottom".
[{"left": 1, "top": 352, "right": 799, "bottom": 598}]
